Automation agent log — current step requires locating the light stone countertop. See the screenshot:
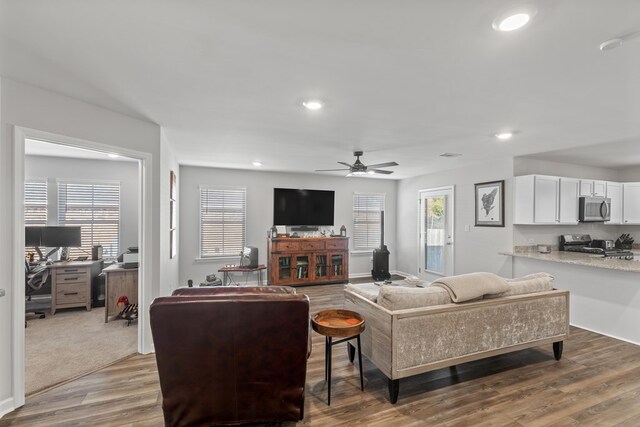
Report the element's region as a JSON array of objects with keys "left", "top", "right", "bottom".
[{"left": 501, "top": 250, "right": 640, "bottom": 273}]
